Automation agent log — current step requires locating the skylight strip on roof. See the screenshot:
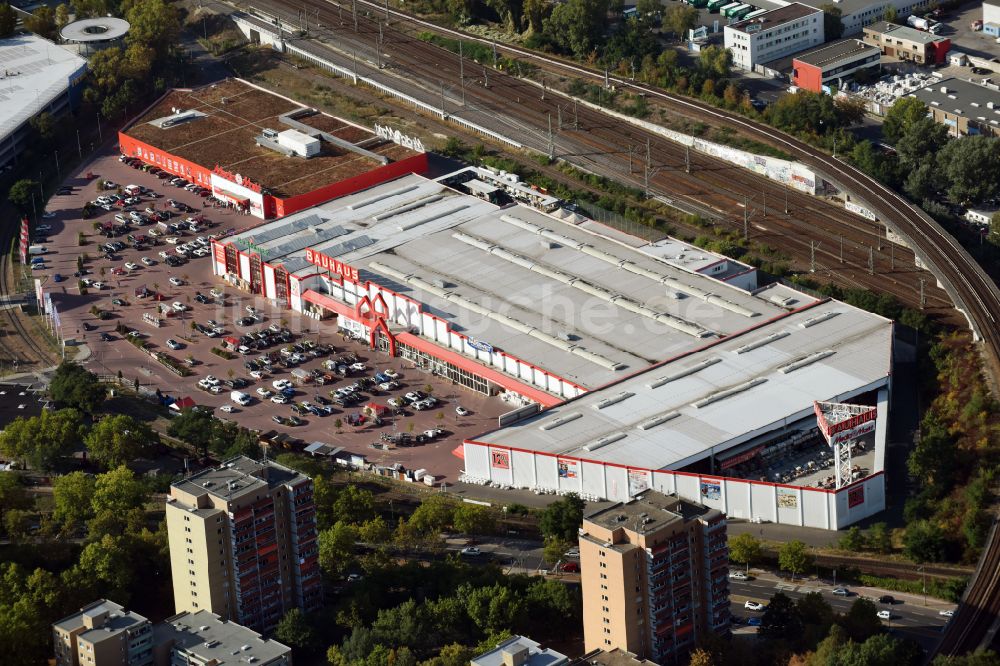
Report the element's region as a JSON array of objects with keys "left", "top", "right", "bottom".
[
  {"left": 636, "top": 411, "right": 680, "bottom": 431},
  {"left": 584, "top": 432, "right": 626, "bottom": 452},
  {"left": 539, "top": 412, "right": 583, "bottom": 431},
  {"left": 799, "top": 311, "right": 840, "bottom": 328},
  {"left": 734, "top": 331, "right": 789, "bottom": 354},
  {"left": 646, "top": 358, "right": 721, "bottom": 389},
  {"left": 593, "top": 392, "right": 635, "bottom": 410},
  {"left": 777, "top": 349, "right": 835, "bottom": 374},
  {"left": 692, "top": 377, "right": 767, "bottom": 409}
]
